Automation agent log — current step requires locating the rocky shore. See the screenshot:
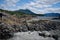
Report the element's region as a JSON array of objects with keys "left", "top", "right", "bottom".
[
  {"left": 0, "top": 13, "right": 60, "bottom": 40},
  {"left": 0, "top": 20, "right": 60, "bottom": 39}
]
